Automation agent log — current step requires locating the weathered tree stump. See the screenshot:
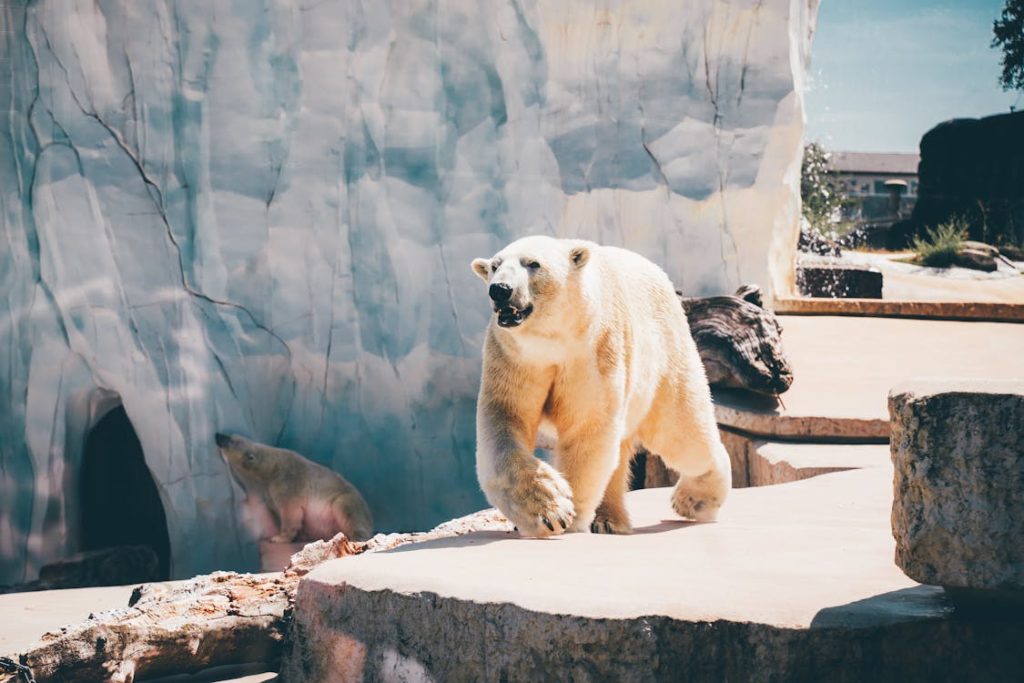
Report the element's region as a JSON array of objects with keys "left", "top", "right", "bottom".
[{"left": 681, "top": 284, "right": 793, "bottom": 396}]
